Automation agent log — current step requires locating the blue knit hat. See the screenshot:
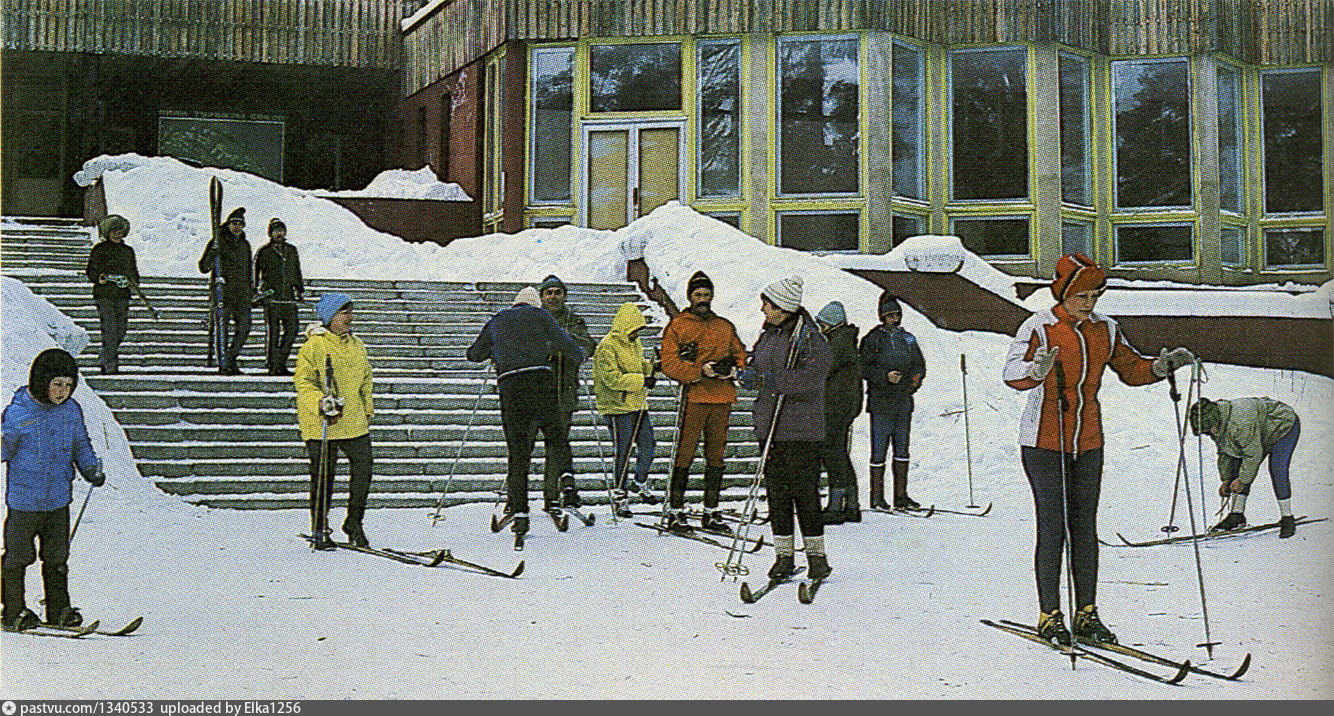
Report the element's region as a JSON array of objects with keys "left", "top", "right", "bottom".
[
  {"left": 315, "top": 292, "right": 353, "bottom": 326},
  {"left": 815, "top": 301, "right": 847, "bottom": 329}
]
